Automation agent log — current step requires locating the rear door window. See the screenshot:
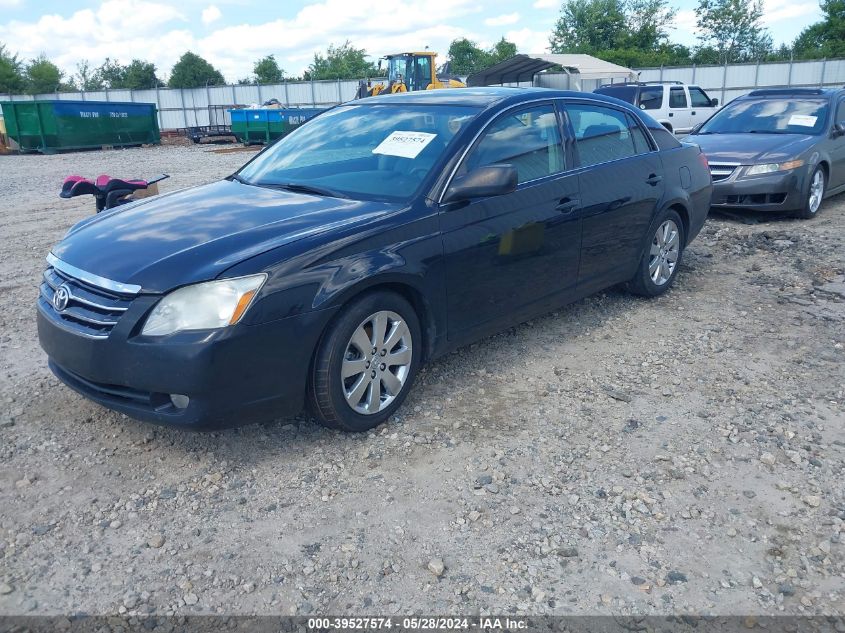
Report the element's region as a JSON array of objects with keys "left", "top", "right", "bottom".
[
  {"left": 670, "top": 87, "right": 688, "bottom": 109},
  {"left": 638, "top": 86, "right": 663, "bottom": 110},
  {"left": 567, "top": 103, "right": 639, "bottom": 167},
  {"left": 627, "top": 114, "right": 652, "bottom": 153}
]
